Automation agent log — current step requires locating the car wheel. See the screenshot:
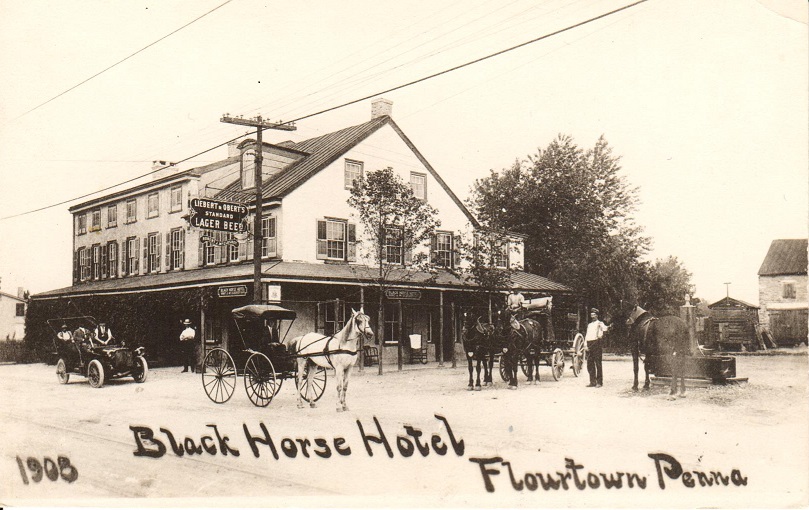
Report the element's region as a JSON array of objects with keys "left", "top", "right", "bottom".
[
  {"left": 56, "top": 359, "right": 69, "bottom": 384},
  {"left": 87, "top": 359, "right": 105, "bottom": 388},
  {"left": 133, "top": 356, "right": 148, "bottom": 383}
]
